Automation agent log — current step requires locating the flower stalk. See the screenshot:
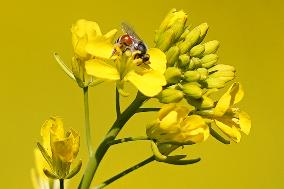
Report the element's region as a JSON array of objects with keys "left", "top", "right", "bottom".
[
  {"left": 95, "top": 156, "right": 155, "bottom": 189},
  {"left": 79, "top": 93, "right": 148, "bottom": 189},
  {"left": 83, "top": 87, "right": 93, "bottom": 156}
]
